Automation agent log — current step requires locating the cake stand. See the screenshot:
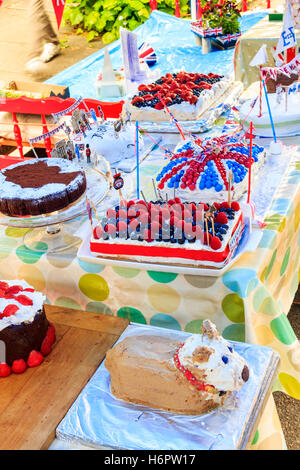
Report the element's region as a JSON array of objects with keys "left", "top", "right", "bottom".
[{"left": 0, "top": 167, "right": 110, "bottom": 254}]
